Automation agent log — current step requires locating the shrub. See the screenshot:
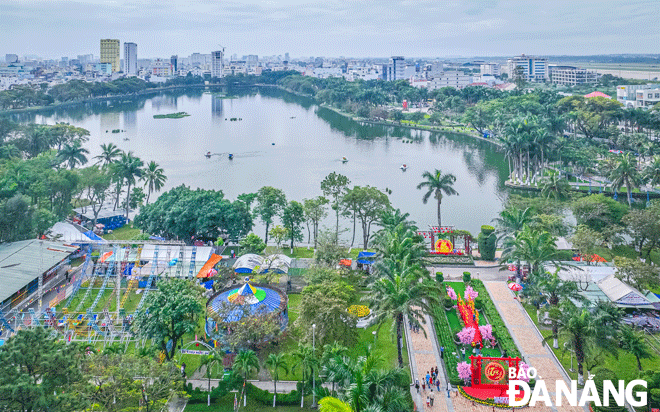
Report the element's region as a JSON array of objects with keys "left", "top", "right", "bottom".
[
  {"left": 591, "top": 368, "right": 625, "bottom": 412},
  {"left": 462, "top": 272, "right": 471, "bottom": 283},
  {"left": 477, "top": 226, "right": 497, "bottom": 261},
  {"left": 246, "top": 383, "right": 301, "bottom": 406},
  {"left": 436, "top": 272, "right": 444, "bottom": 283},
  {"left": 443, "top": 296, "right": 453, "bottom": 308}
]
